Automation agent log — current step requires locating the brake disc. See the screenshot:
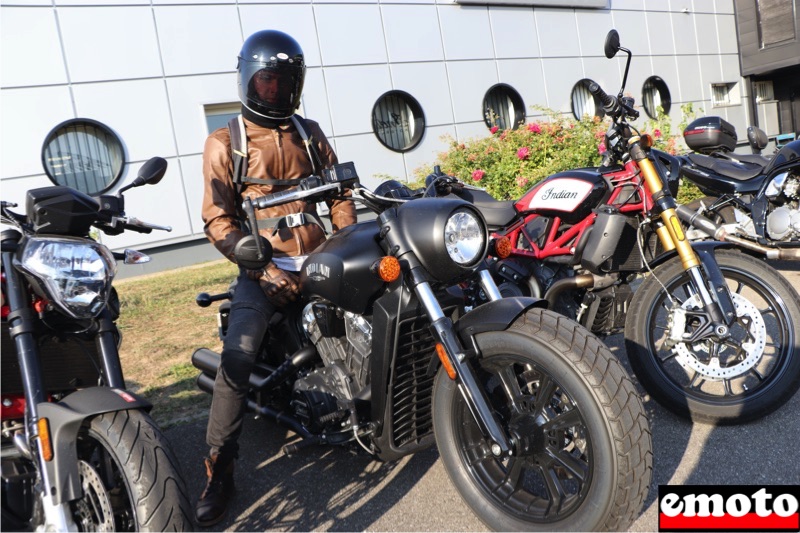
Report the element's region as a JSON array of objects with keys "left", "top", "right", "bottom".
[
  {"left": 73, "top": 459, "right": 115, "bottom": 531},
  {"left": 673, "top": 292, "right": 767, "bottom": 380}
]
